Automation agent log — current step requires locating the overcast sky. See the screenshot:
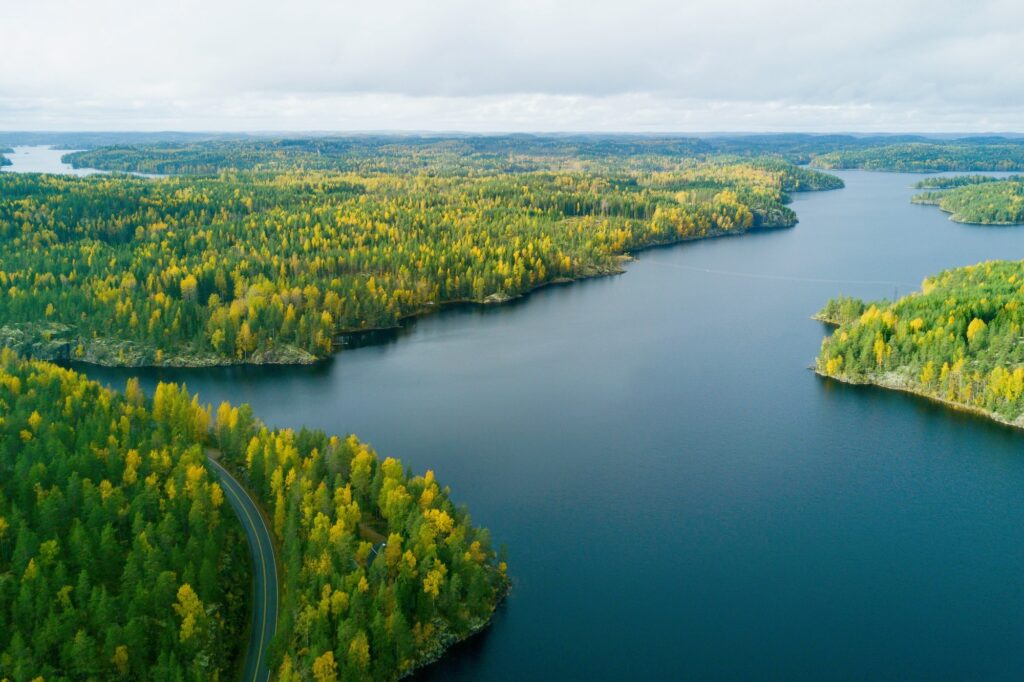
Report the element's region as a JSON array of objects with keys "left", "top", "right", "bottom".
[{"left": 2, "top": 0, "right": 1022, "bottom": 132}]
